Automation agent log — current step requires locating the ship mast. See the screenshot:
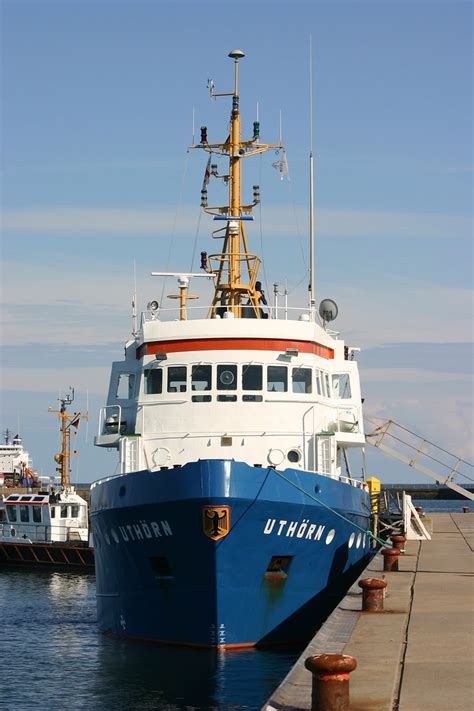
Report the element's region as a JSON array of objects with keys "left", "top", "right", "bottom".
[
  {"left": 195, "top": 50, "right": 281, "bottom": 318},
  {"left": 49, "top": 388, "right": 88, "bottom": 488}
]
